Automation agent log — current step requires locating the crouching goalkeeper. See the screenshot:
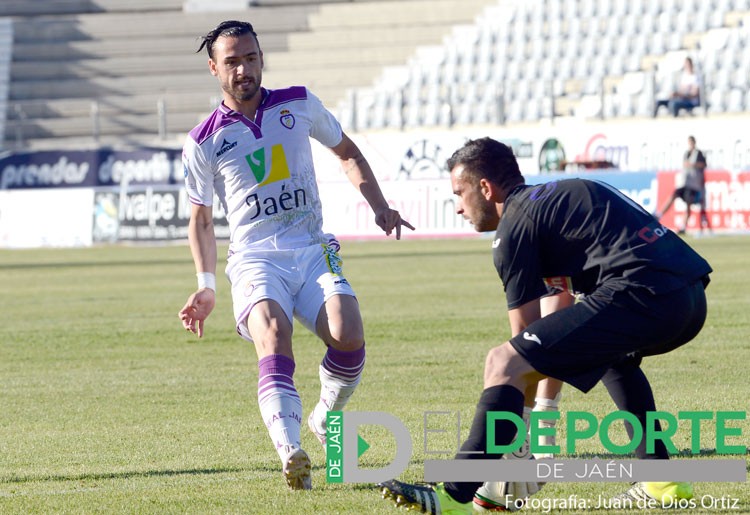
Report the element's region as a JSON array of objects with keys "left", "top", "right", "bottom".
[{"left": 379, "top": 138, "right": 711, "bottom": 513}]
